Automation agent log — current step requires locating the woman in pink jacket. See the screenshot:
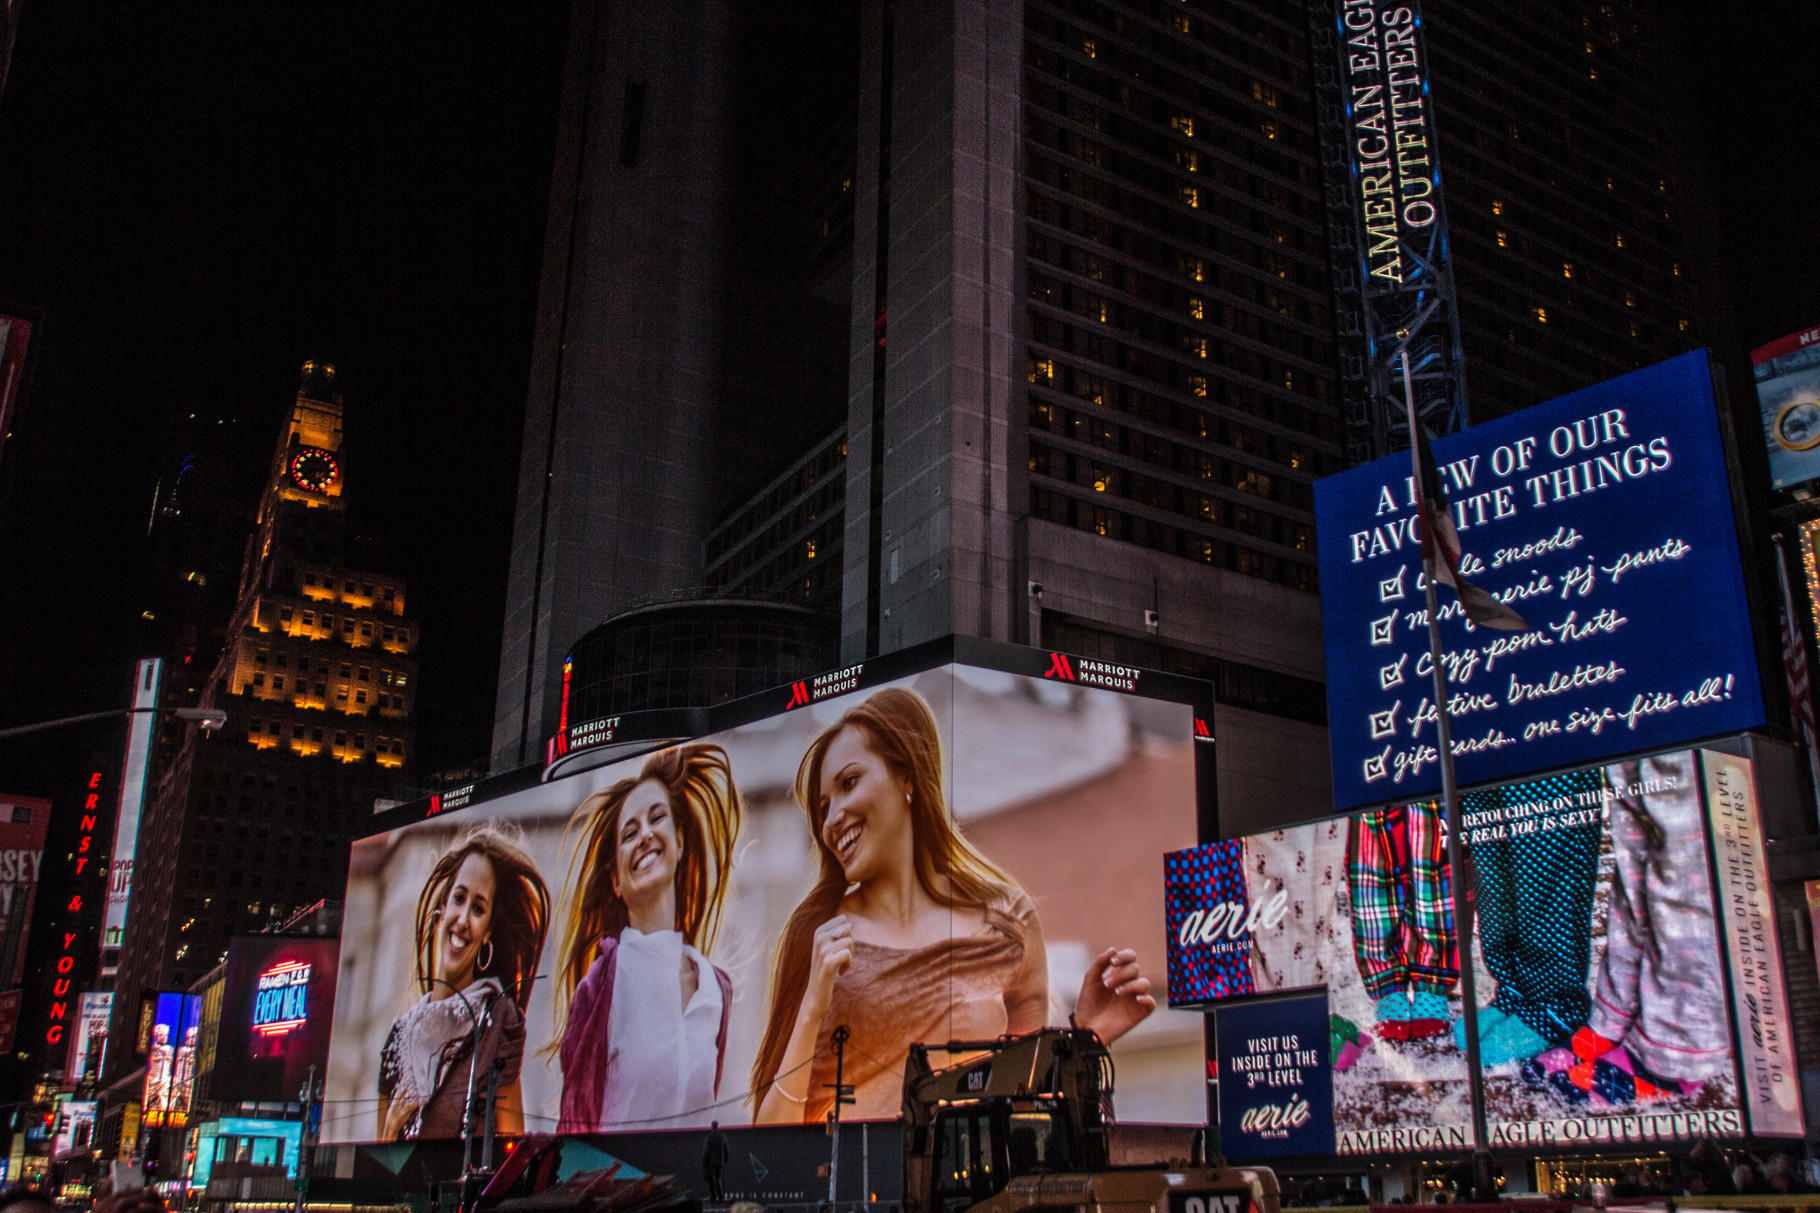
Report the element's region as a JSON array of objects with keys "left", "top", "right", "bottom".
[{"left": 553, "top": 745, "right": 743, "bottom": 1131}]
